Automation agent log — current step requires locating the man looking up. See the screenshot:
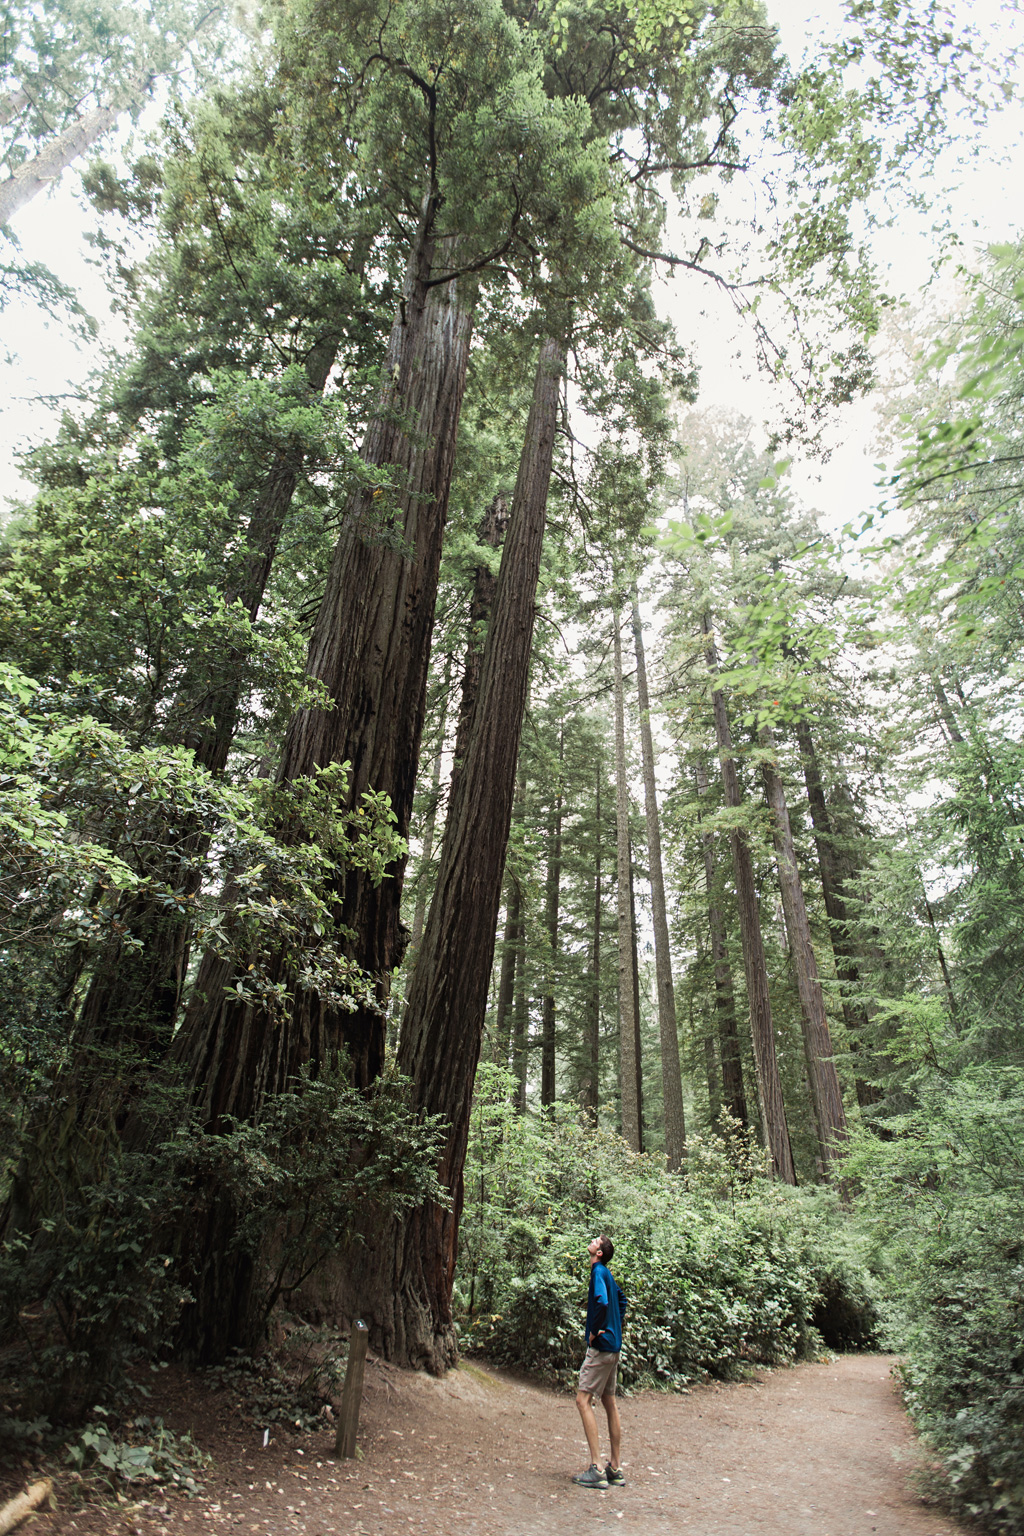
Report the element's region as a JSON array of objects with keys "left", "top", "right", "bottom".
[{"left": 572, "top": 1233, "right": 627, "bottom": 1489}]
